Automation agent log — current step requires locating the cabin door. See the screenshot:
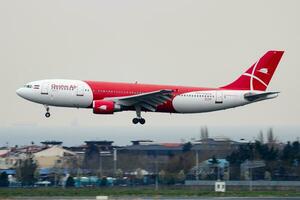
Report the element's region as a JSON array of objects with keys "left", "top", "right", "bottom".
[{"left": 215, "top": 91, "right": 223, "bottom": 104}]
